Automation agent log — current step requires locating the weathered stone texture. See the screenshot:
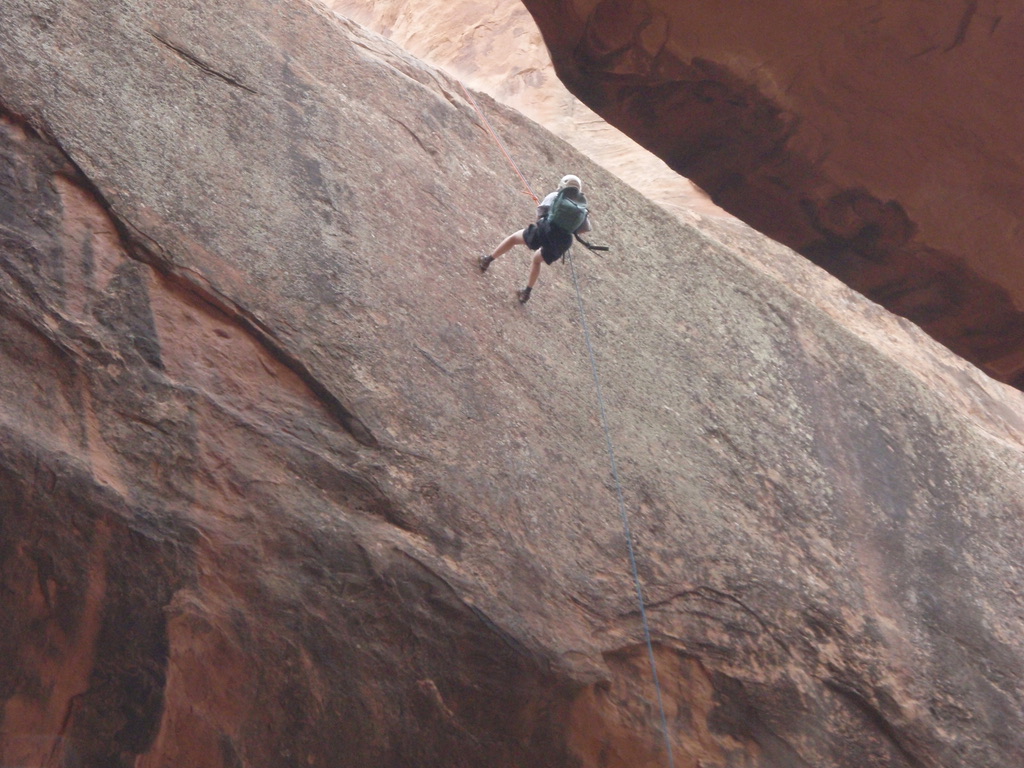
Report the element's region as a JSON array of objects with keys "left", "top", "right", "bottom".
[
  {"left": 2, "top": 1, "right": 1024, "bottom": 767},
  {"left": 521, "top": 0, "right": 1024, "bottom": 388}
]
